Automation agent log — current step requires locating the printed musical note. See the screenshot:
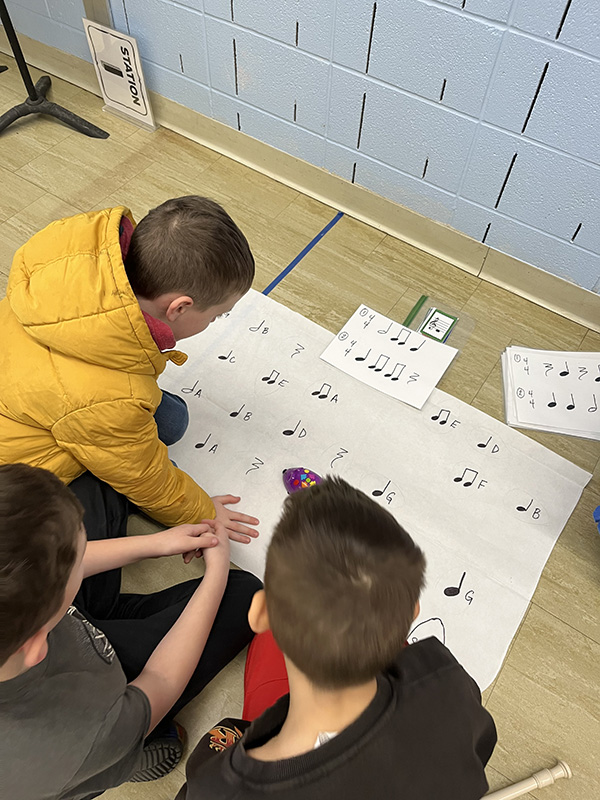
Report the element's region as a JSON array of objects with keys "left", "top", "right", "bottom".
[
  {"left": 409, "top": 340, "right": 424, "bottom": 352},
  {"left": 378, "top": 322, "right": 392, "bottom": 335},
  {"left": 355, "top": 348, "right": 371, "bottom": 362},
  {"left": 230, "top": 403, "right": 245, "bottom": 418},
  {"left": 372, "top": 479, "right": 391, "bottom": 497},
  {"left": 283, "top": 419, "right": 306, "bottom": 438},
  {"left": 195, "top": 433, "right": 211, "bottom": 449},
  {"left": 391, "top": 328, "right": 411, "bottom": 345},
  {"left": 249, "top": 319, "right": 266, "bottom": 332},
  {"left": 559, "top": 361, "right": 570, "bottom": 377},
  {"left": 384, "top": 362, "right": 405, "bottom": 381},
  {"left": 431, "top": 408, "right": 450, "bottom": 425},
  {"left": 218, "top": 349, "right": 233, "bottom": 361},
  {"left": 181, "top": 380, "right": 199, "bottom": 394},
  {"left": 454, "top": 468, "right": 478, "bottom": 487},
  {"left": 477, "top": 436, "right": 492, "bottom": 449},
  {"left": 548, "top": 392, "right": 557, "bottom": 408},
  {"left": 566, "top": 394, "right": 575, "bottom": 411},
  {"left": 595, "top": 366, "right": 600, "bottom": 382},
  {"left": 312, "top": 382, "right": 331, "bottom": 399},
  {"left": 262, "top": 369, "right": 280, "bottom": 385},
  {"left": 444, "top": 571, "right": 465, "bottom": 597},
  {"left": 516, "top": 498, "right": 532, "bottom": 512},
  {"left": 589, "top": 394, "right": 598, "bottom": 412},
  {"left": 368, "top": 354, "right": 389, "bottom": 372}
]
